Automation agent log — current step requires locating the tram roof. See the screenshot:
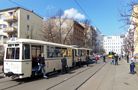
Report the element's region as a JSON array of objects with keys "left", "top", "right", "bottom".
[
  {"left": 72, "top": 47, "right": 92, "bottom": 50},
  {"left": 7, "top": 38, "right": 73, "bottom": 48},
  {"left": 78, "top": 48, "right": 92, "bottom": 50}
]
